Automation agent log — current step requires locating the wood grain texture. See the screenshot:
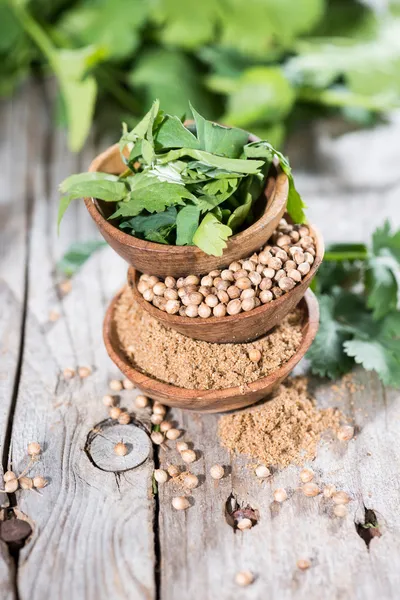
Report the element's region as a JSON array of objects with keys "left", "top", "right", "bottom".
[
  {"left": 128, "top": 222, "right": 323, "bottom": 343},
  {"left": 3, "top": 83, "right": 156, "bottom": 600},
  {"left": 103, "top": 289, "right": 319, "bottom": 412},
  {"left": 84, "top": 144, "right": 288, "bottom": 277},
  {"left": 157, "top": 369, "right": 400, "bottom": 600}
]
